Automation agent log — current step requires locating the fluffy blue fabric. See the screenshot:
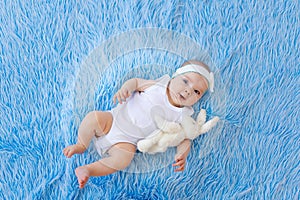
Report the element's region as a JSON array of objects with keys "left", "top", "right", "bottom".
[{"left": 0, "top": 0, "right": 299, "bottom": 199}]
